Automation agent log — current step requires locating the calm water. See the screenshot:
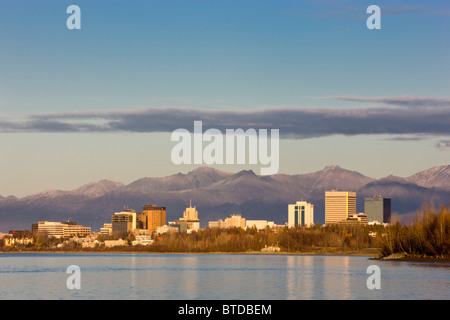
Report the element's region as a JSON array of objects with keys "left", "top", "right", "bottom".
[{"left": 0, "top": 253, "right": 448, "bottom": 300}]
